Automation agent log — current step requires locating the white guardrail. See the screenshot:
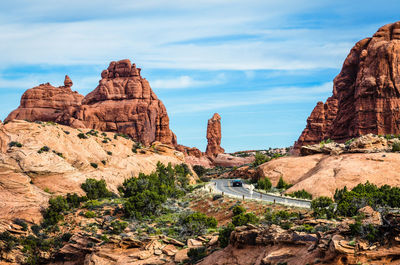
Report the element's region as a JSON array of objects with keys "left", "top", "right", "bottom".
[{"left": 204, "top": 181, "right": 311, "bottom": 208}]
